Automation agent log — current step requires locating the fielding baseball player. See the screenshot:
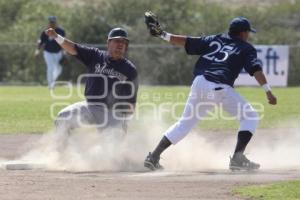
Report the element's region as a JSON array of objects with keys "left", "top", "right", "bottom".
[
  {"left": 144, "top": 12, "right": 277, "bottom": 171},
  {"left": 35, "top": 16, "right": 65, "bottom": 90},
  {"left": 45, "top": 27, "right": 138, "bottom": 146}
]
